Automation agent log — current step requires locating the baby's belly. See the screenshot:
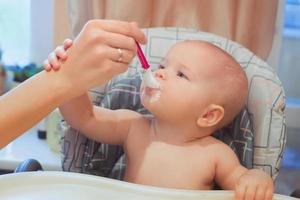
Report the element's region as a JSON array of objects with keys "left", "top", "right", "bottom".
[{"left": 123, "top": 163, "right": 213, "bottom": 190}]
